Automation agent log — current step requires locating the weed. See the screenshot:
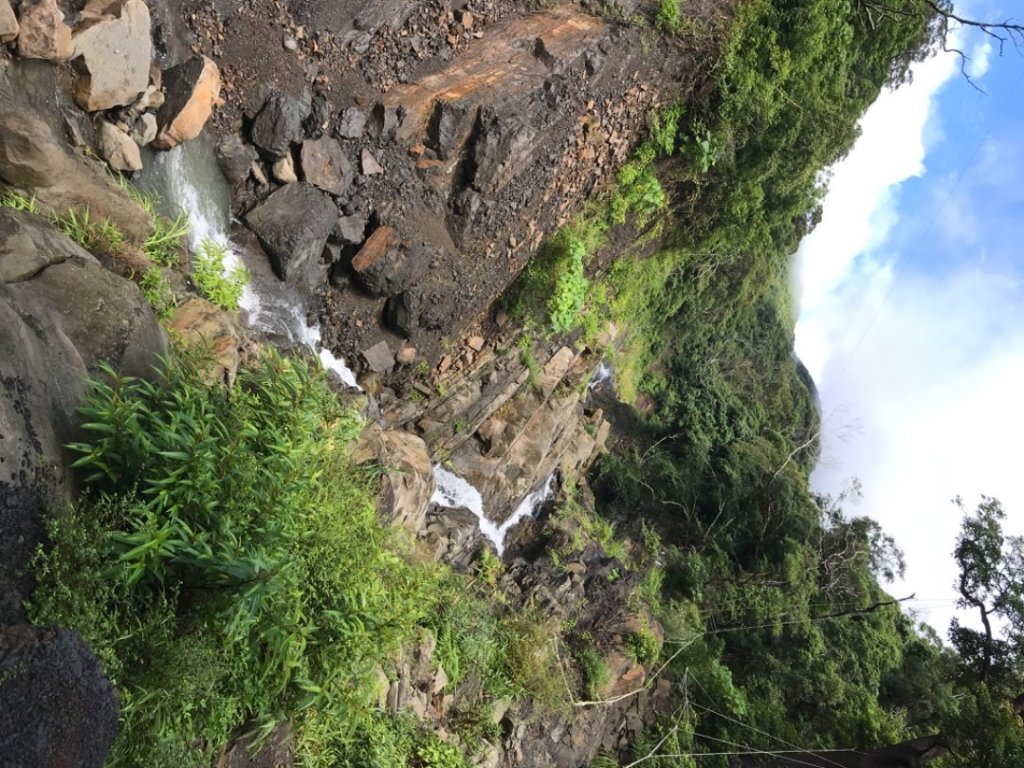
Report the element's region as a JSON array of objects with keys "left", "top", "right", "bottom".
[
  {"left": 516, "top": 334, "right": 541, "bottom": 390},
  {"left": 571, "top": 634, "right": 610, "bottom": 700},
  {"left": 139, "top": 266, "right": 176, "bottom": 319},
  {"left": 624, "top": 626, "right": 661, "bottom": 666},
  {"left": 143, "top": 214, "right": 189, "bottom": 268},
  {"left": 51, "top": 208, "right": 125, "bottom": 254},
  {"left": 654, "top": 0, "right": 681, "bottom": 33},
  {"left": 193, "top": 239, "right": 249, "bottom": 311},
  {"left": 549, "top": 235, "right": 589, "bottom": 334},
  {"left": 0, "top": 189, "right": 40, "bottom": 213}
]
